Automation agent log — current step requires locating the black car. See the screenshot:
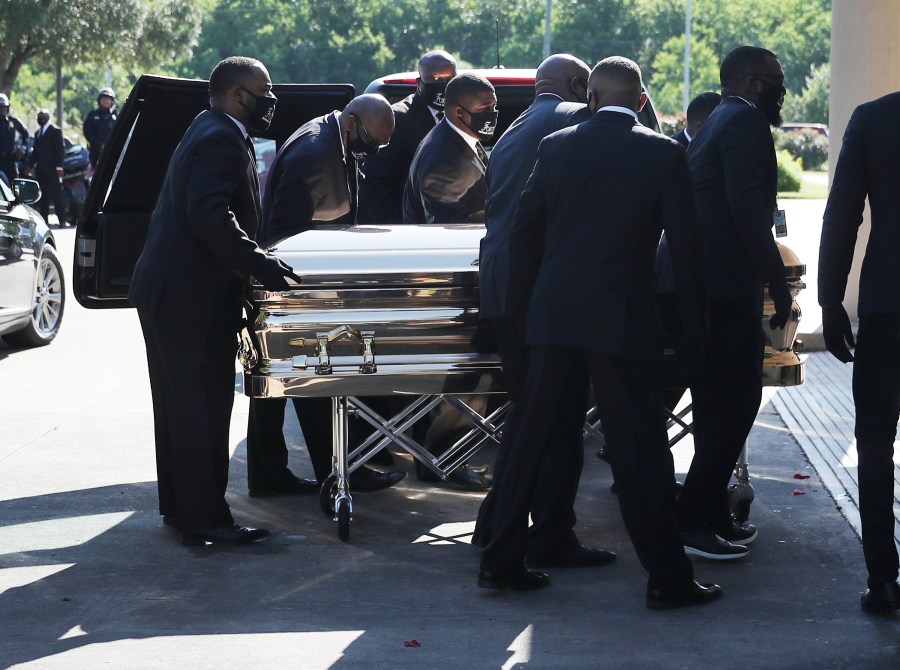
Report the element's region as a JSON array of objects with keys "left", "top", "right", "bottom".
[{"left": 0, "top": 178, "right": 65, "bottom": 347}]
